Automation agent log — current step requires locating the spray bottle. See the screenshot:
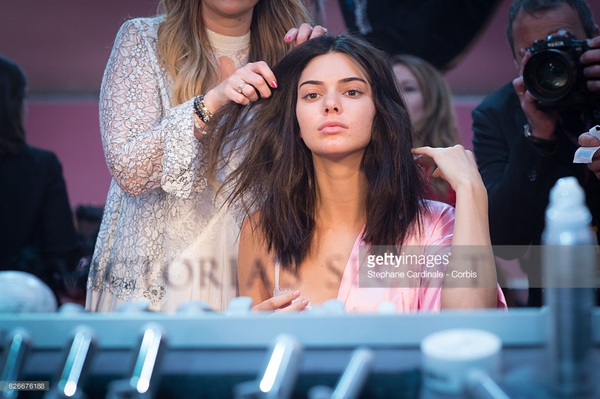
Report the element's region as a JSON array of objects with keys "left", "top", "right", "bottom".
[{"left": 542, "top": 176, "right": 597, "bottom": 396}]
